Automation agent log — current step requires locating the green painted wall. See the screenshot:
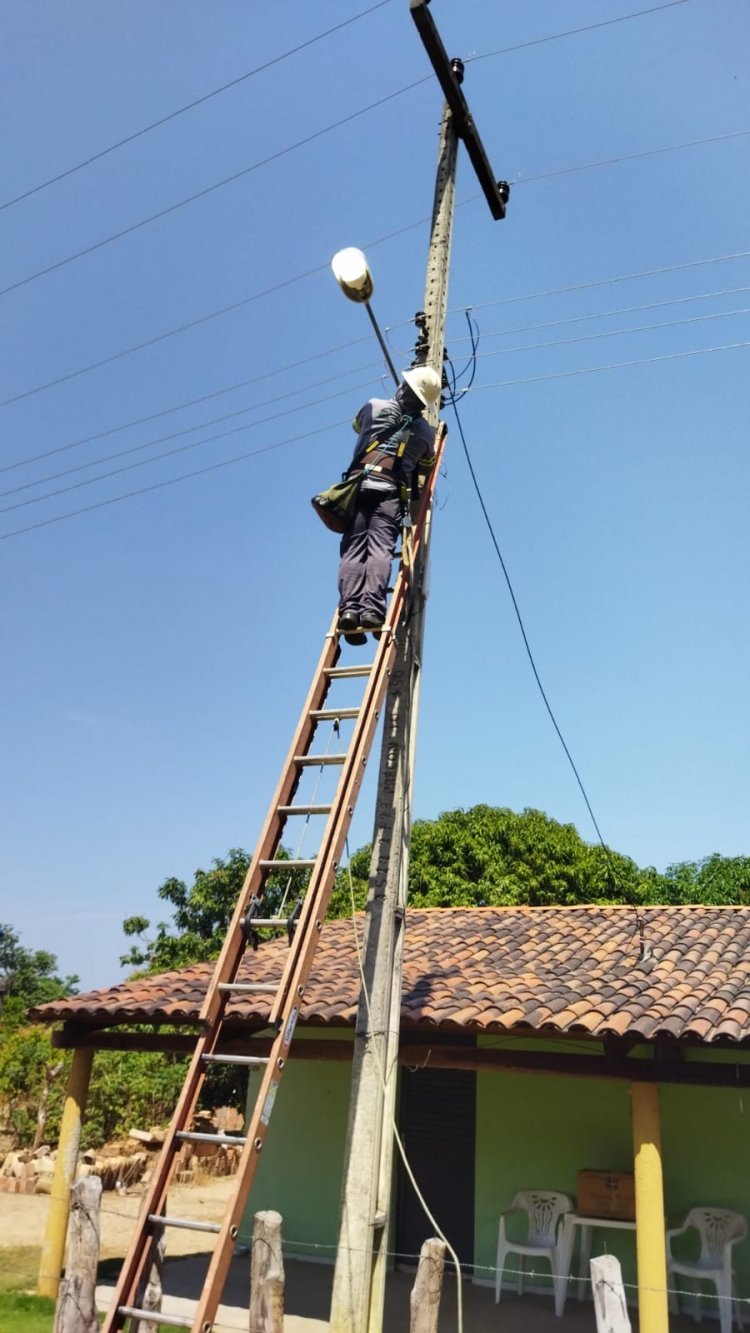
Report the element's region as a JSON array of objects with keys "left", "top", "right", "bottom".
[
  {"left": 241, "top": 1029, "right": 750, "bottom": 1302},
  {"left": 475, "top": 1040, "right": 750, "bottom": 1303},
  {"left": 476, "top": 1063, "right": 636, "bottom": 1293},
  {"left": 239, "top": 1035, "right": 352, "bottom": 1258}
]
